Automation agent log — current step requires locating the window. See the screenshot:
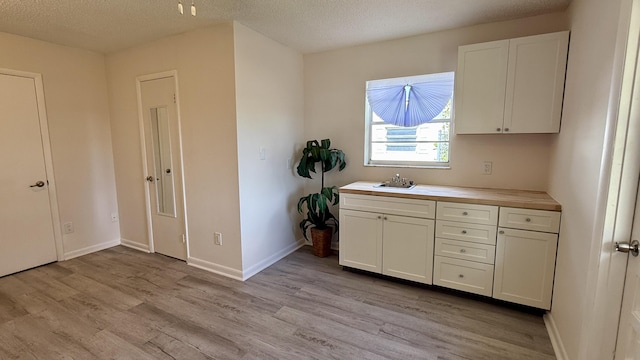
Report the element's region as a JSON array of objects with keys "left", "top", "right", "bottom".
[{"left": 365, "top": 72, "right": 454, "bottom": 168}]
